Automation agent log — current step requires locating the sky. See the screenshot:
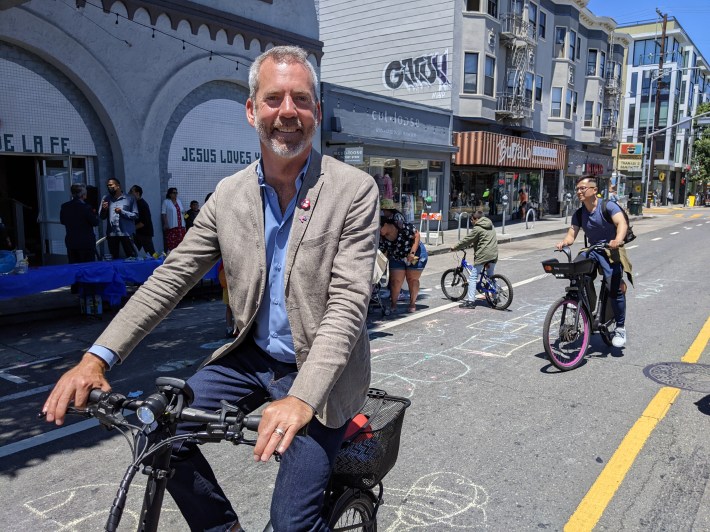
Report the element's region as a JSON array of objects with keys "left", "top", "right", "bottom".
[{"left": 586, "top": 0, "right": 710, "bottom": 59}]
